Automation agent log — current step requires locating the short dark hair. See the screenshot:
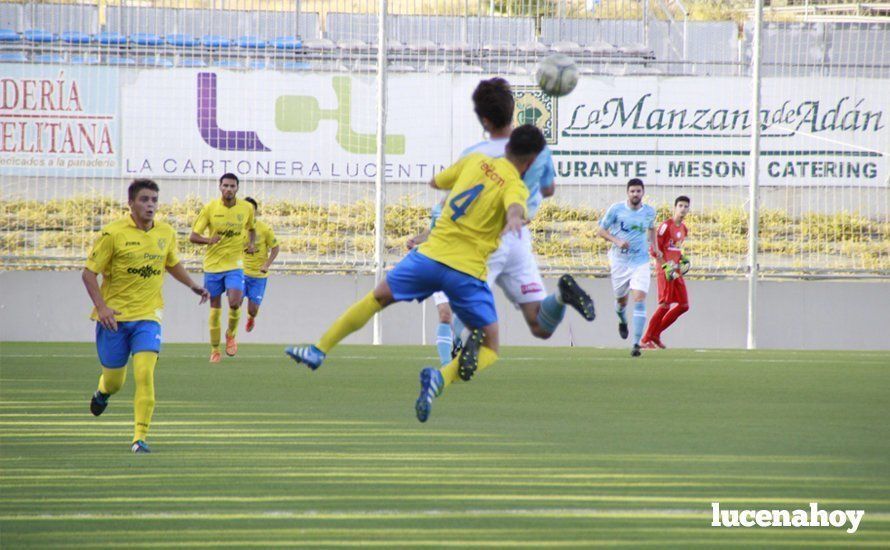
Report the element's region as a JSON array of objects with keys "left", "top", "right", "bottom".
[
  {"left": 627, "top": 178, "right": 645, "bottom": 190},
  {"left": 472, "top": 78, "right": 514, "bottom": 131},
  {"left": 245, "top": 196, "right": 258, "bottom": 214},
  {"left": 219, "top": 172, "right": 239, "bottom": 185},
  {"left": 675, "top": 195, "right": 691, "bottom": 206},
  {"left": 128, "top": 179, "right": 159, "bottom": 201},
  {"left": 506, "top": 124, "right": 546, "bottom": 159}
]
